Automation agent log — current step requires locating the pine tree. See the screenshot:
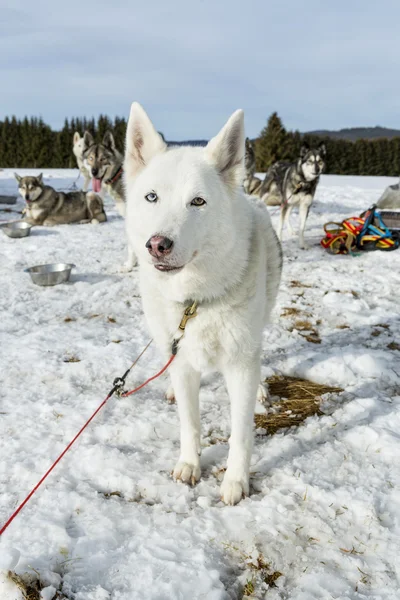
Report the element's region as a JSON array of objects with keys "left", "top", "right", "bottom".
[{"left": 254, "top": 112, "right": 290, "bottom": 171}]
